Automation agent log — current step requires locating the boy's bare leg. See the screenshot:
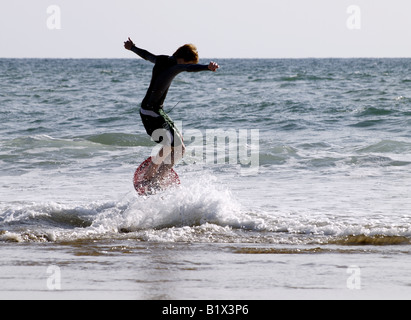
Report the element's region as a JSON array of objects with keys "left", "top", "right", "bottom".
[
  {"left": 157, "top": 143, "right": 185, "bottom": 177},
  {"left": 143, "top": 143, "right": 185, "bottom": 181},
  {"left": 143, "top": 145, "right": 172, "bottom": 181}
]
